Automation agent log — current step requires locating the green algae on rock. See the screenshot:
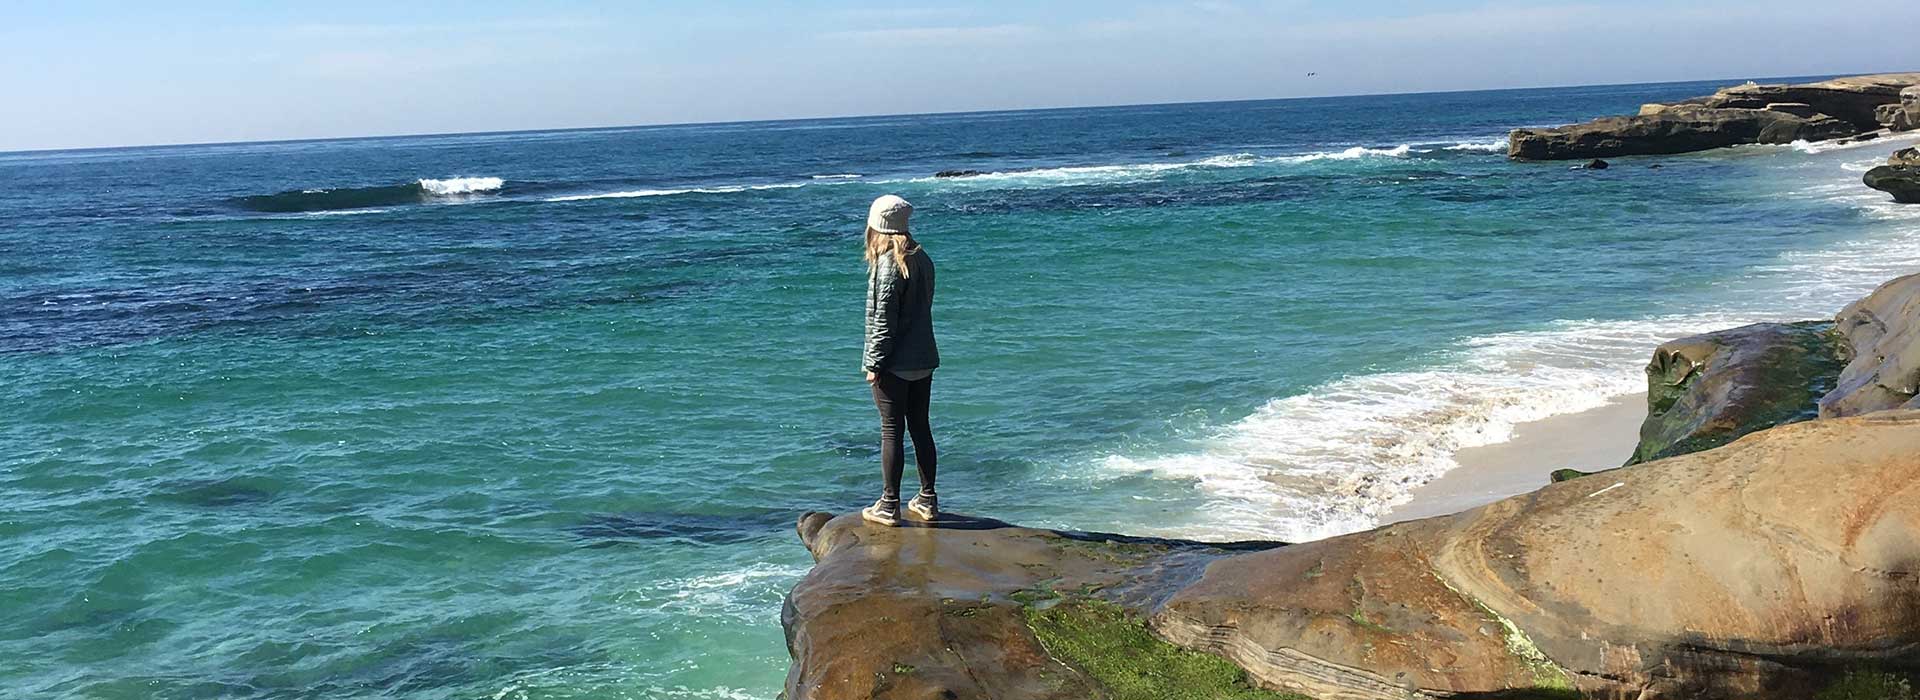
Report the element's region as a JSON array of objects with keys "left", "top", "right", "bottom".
[
  {"left": 1629, "top": 320, "right": 1846, "bottom": 464},
  {"left": 1816, "top": 669, "right": 1918, "bottom": 700},
  {"left": 1025, "top": 599, "right": 1310, "bottom": 700}
]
